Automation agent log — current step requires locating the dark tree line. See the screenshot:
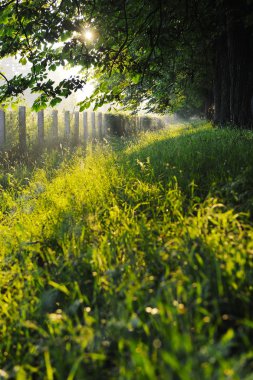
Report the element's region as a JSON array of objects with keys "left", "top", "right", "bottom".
[
  {"left": 212, "top": 0, "right": 253, "bottom": 128},
  {"left": 0, "top": 0, "right": 252, "bottom": 128}
]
